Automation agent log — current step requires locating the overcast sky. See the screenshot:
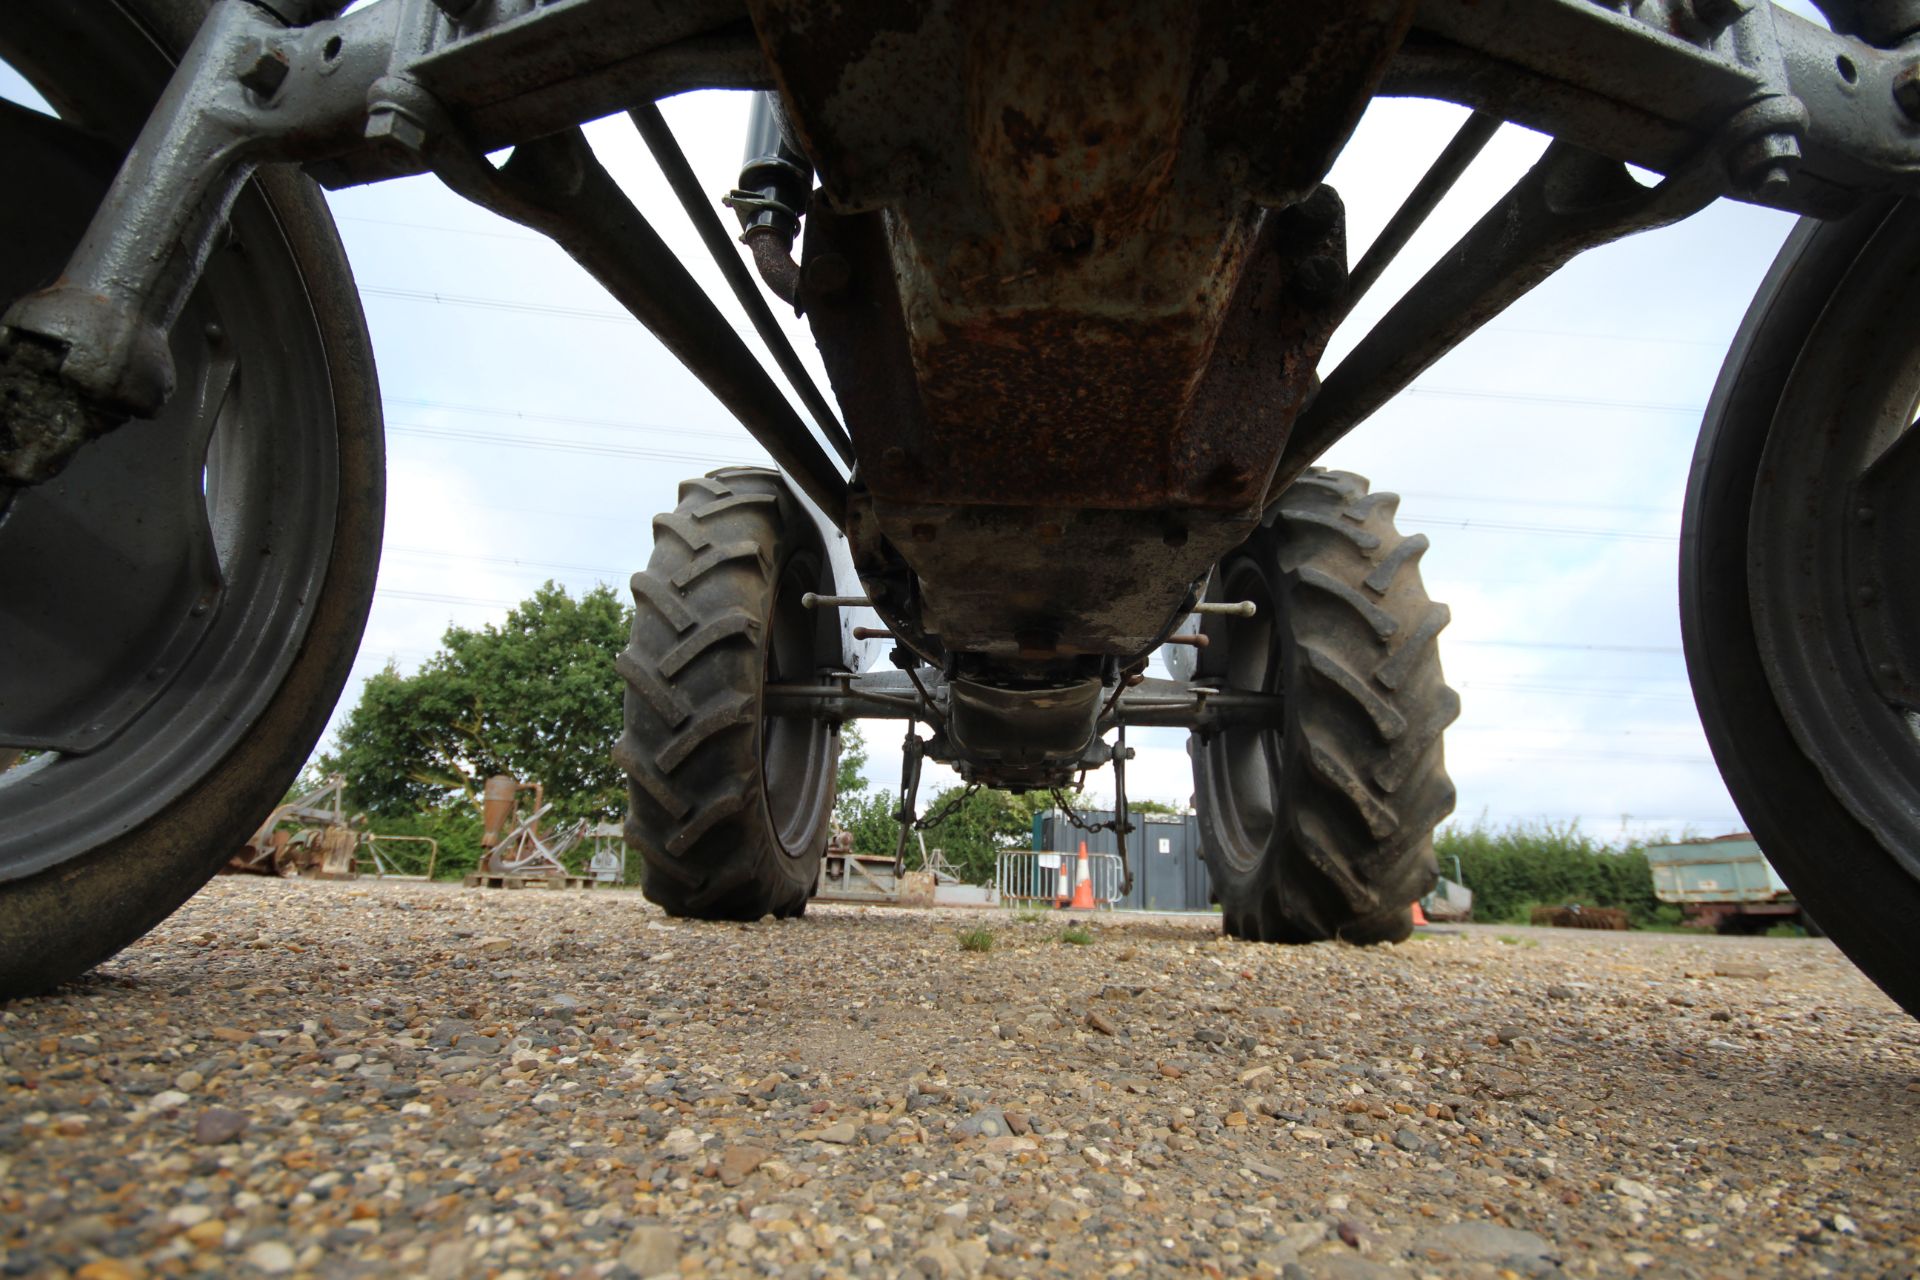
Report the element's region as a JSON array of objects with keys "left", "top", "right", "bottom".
[{"left": 8, "top": 30, "right": 1821, "bottom": 844}]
